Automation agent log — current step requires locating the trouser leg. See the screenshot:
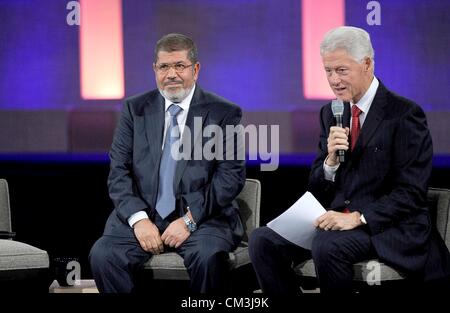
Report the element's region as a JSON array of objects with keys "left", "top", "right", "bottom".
[
  {"left": 249, "top": 226, "right": 311, "bottom": 294},
  {"left": 89, "top": 235, "right": 150, "bottom": 293},
  {"left": 311, "top": 228, "right": 376, "bottom": 294}
]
